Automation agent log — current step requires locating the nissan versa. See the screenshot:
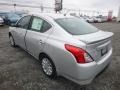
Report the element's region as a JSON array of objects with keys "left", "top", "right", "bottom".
[{"left": 9, "top": 13, "right": 113, "bottom": 85}]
